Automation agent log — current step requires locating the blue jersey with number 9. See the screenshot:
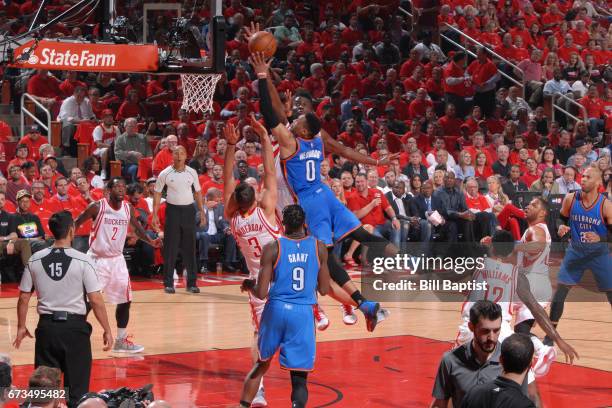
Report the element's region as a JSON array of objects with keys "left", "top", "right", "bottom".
[
  {"left": 269, "top": 236, "right": 320, "bottom": 305},
  {"left": 283, "top": 136, "right": 323, "bottom": 195}
]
